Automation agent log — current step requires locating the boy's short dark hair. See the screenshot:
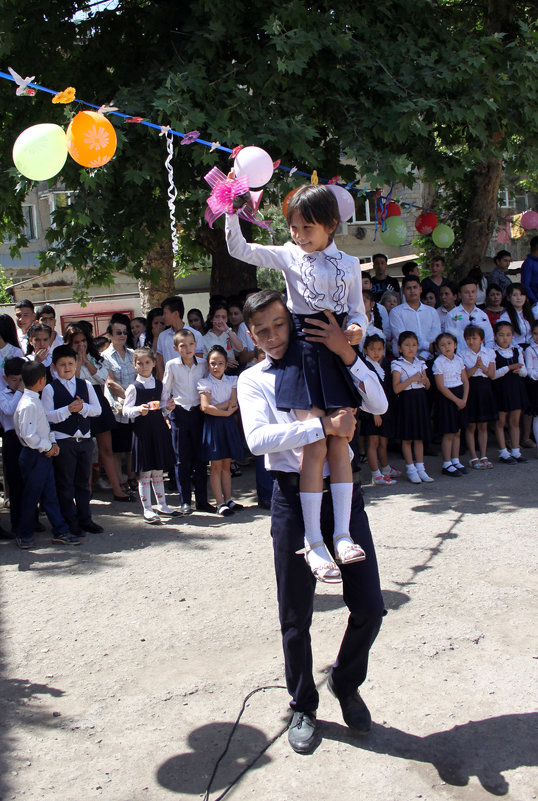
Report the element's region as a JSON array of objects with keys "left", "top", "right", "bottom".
[
  {"left": 21, "top": 360, "right": 46, "bottom": 387},
  {"left": 285, "top": 185, "right": 340, "bottom": 231},
  {"left": 94, "top": 336, "right": 110, "bottom": 350},
  {"left": 459, "top": 277, "right": 478, "bottom": 291},
  {"left": 464, "top": 325, "right": 484, "bottom": 341},
  {"left": 161, "top": 296, "right": 185, "bottom": 318},
  {"left": 15, "top": 298, "right": 34, "bottom": 312},
  {"left": 173, "top": 329, "right": 196, "bottom": 346},
  {"left": 35, "top": 304, "right": 55, "bottom": 319},
  {"left": 28, "top": 323, "right": 52, "bottom": 339},
  {"left": 243, "top": 290, "right": 287, "bottom": 330},
  {"left": 52, "top": 345, "right": 76, "bottom": 364},
  {"left": 402, "top": 275, "right": 421, "bottom": 289},
  {"left": 4, "top": 356, "right": 25, "bottom": 377},
  {"left": 402, "top": 261, "right": 419, "bottom": 277},
  {"left": 529, "top": 235, "right": 538, "bottom": 250}
]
